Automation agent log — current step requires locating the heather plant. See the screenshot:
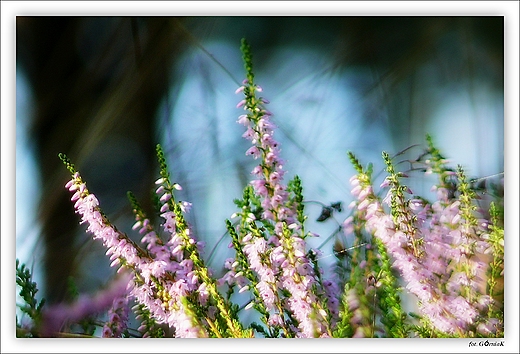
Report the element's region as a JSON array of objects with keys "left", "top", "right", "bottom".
[{"left": 16, "top": 39, "right": 504, "bottom": 338}]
